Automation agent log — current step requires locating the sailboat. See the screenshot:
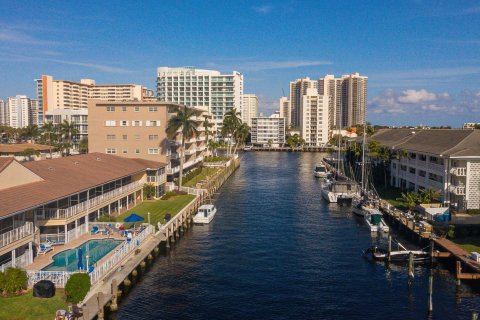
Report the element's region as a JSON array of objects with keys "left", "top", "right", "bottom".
[{"left": 351, "top": 123, "right": 389, "bottom": 232}]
